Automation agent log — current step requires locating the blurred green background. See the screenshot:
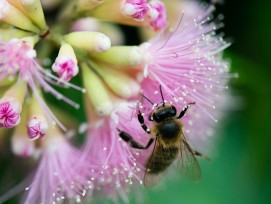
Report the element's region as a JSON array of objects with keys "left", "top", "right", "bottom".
[{"left": 135, "top": 0, "right": 271, "bottom": 204}]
